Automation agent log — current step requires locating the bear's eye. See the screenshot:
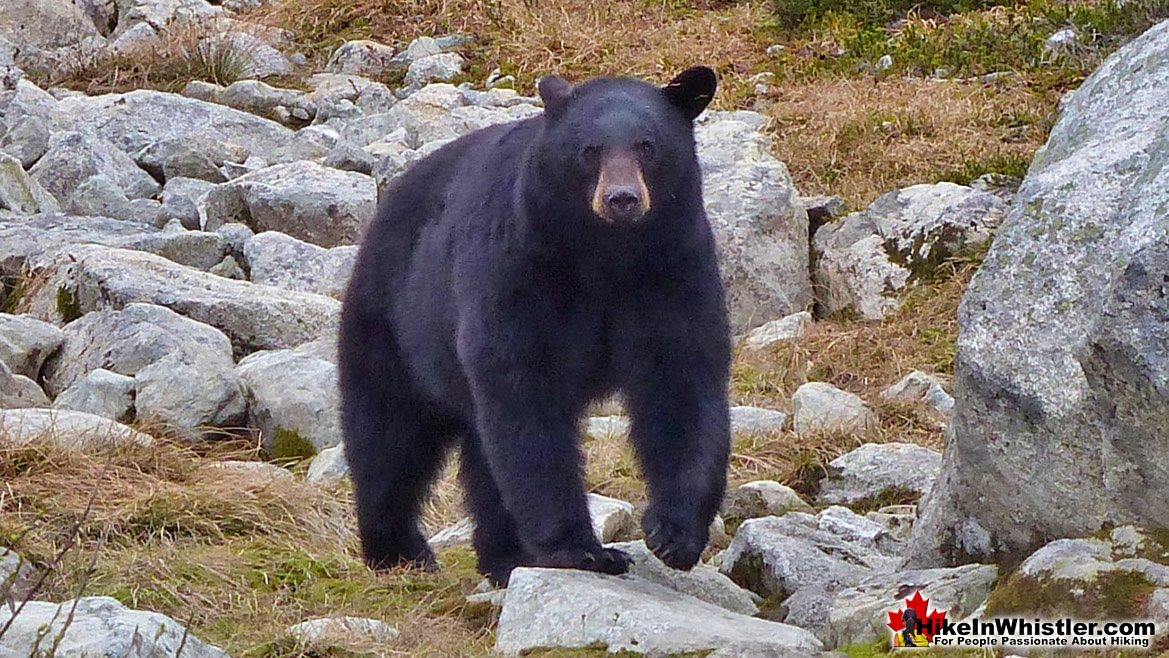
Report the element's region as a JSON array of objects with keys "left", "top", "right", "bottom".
[
  {"left": 581, "top": 144, "right": 603, "bottom": 162},
  {"left": 635, "top": 140, "right": 656, "bottom": 160}
]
